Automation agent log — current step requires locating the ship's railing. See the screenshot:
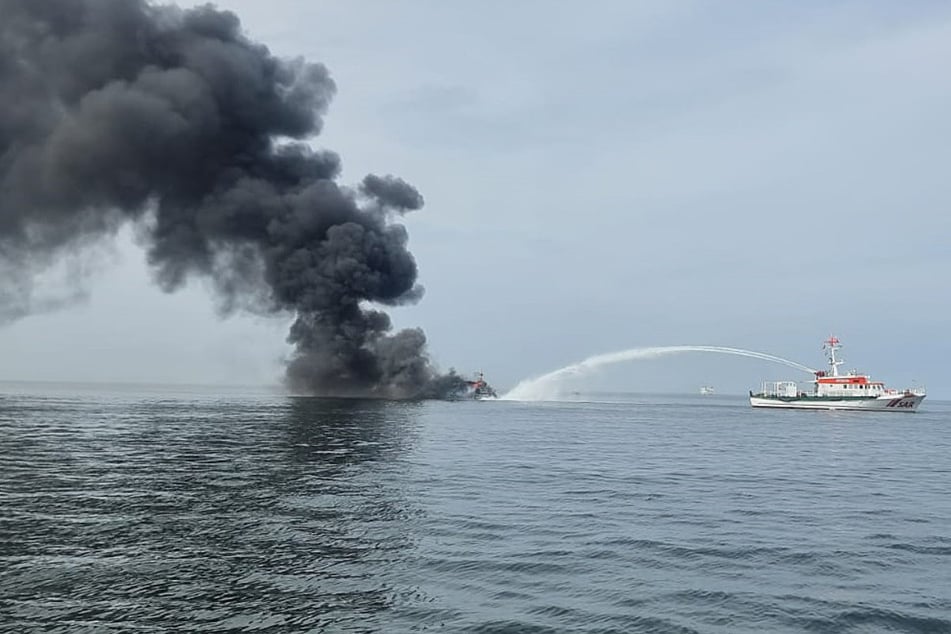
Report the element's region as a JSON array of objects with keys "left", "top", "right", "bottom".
[
  {"left": 885, "top": 385, "right": 926, "bottom": 396},
  {"left": 759, "top": 381, "right": 800, "bottom": 397}
]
